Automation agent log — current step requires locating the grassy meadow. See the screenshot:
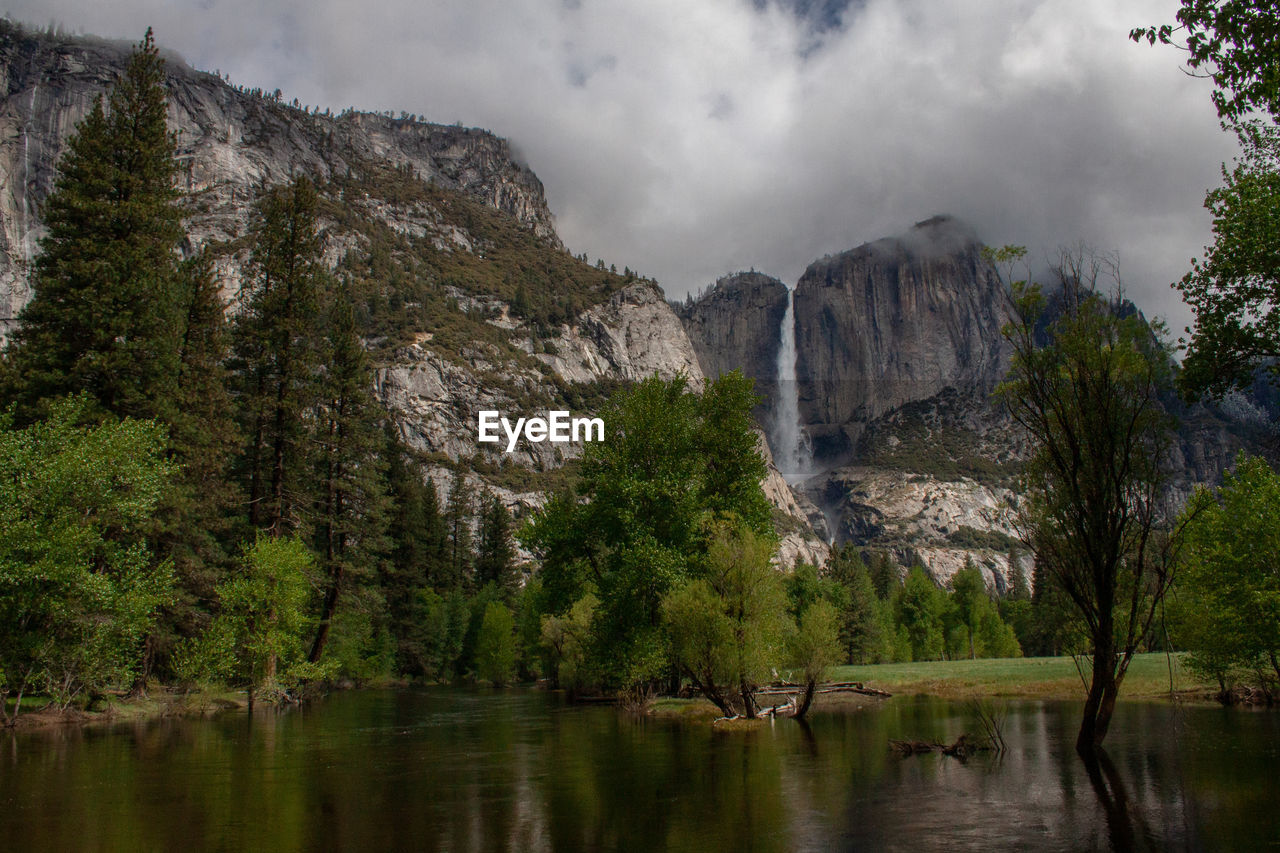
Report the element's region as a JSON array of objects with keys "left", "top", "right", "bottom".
[{"left": 829, "top": 652, "right": 1209, "bottom": 701}]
